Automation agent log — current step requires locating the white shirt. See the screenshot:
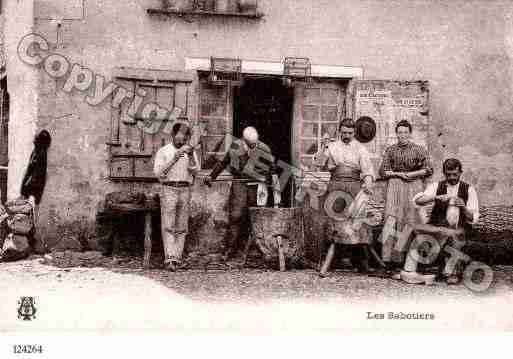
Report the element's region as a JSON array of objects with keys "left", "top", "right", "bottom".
[
  {"left": 315, "top": 139, "right": 375, "bottom": 180},
  {"left": 153, "top": 143, "right": 200, "bottom": 184},
  {"left": 417, "top": 181, "right": 480, "bottom": 225}
]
